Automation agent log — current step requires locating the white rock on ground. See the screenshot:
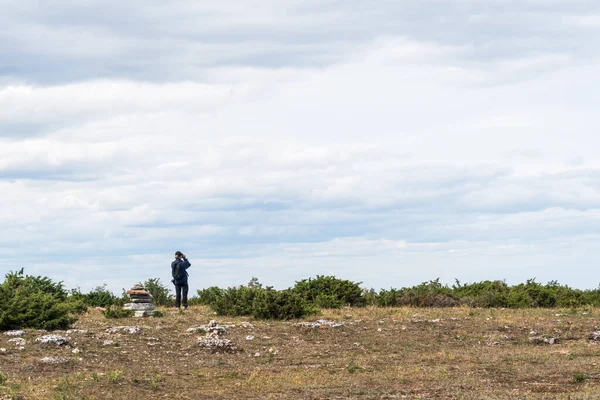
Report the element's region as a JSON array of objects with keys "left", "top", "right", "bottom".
[
  {"left": 196, "top": 337, "right": 237, "bottom": 353},
  {"left": 588, "top": 331, "right": 600, "bottom": 341},
  {"left": 102, "top": 340, "right": 115, "bottom": 346},
  {"left": 246, "top": 335, "right": 255, "bottom": 341},
  {"left": 40, "top": 356, "right": 70, "bottom": 364},
  {"left": 35, "top": 335, "right": 69, "bottom": 346},
  {"left": 8, "top": 338, "right": 26, "bottom": 346},
  {"left": 4, "top": 330, "right": 25, "bottom": 336},
  {"left": 187, "top": 320, "right": 228, "bottom": 335},
  {"left": 106, "top": 326, "right": 141, "bottom": 334},
  {"left": 529, "top": 336, "right": 558, "bottom": 345},
  {"left": 295, "top": 319, "right": 343, "bottom": 328},
  {"left": 66, "top": 329, "right": 88, "bottom": 334}
]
